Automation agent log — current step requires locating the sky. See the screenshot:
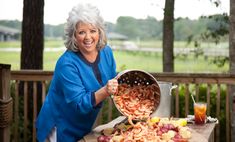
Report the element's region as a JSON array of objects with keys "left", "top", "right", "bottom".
[{"left": 0, "top": 0, "right": 229, "bottom": 25}]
